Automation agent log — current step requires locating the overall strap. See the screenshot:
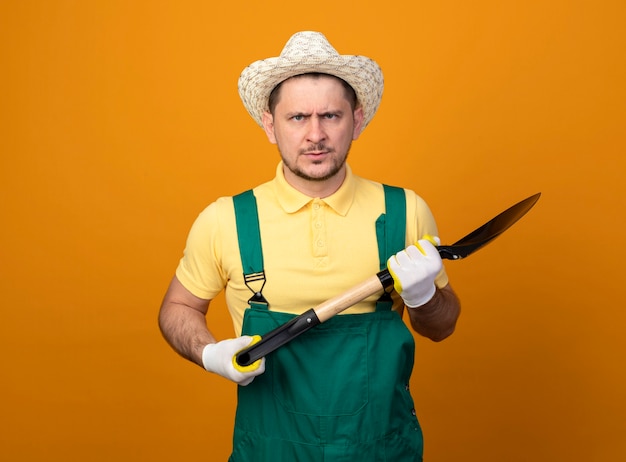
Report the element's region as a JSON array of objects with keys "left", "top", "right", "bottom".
[
  {"left": 375, "top": 185, "right": 407, "bottom": 311},
  {"left": 232, "top": 190, "right": 269, "bottom": 308}
]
